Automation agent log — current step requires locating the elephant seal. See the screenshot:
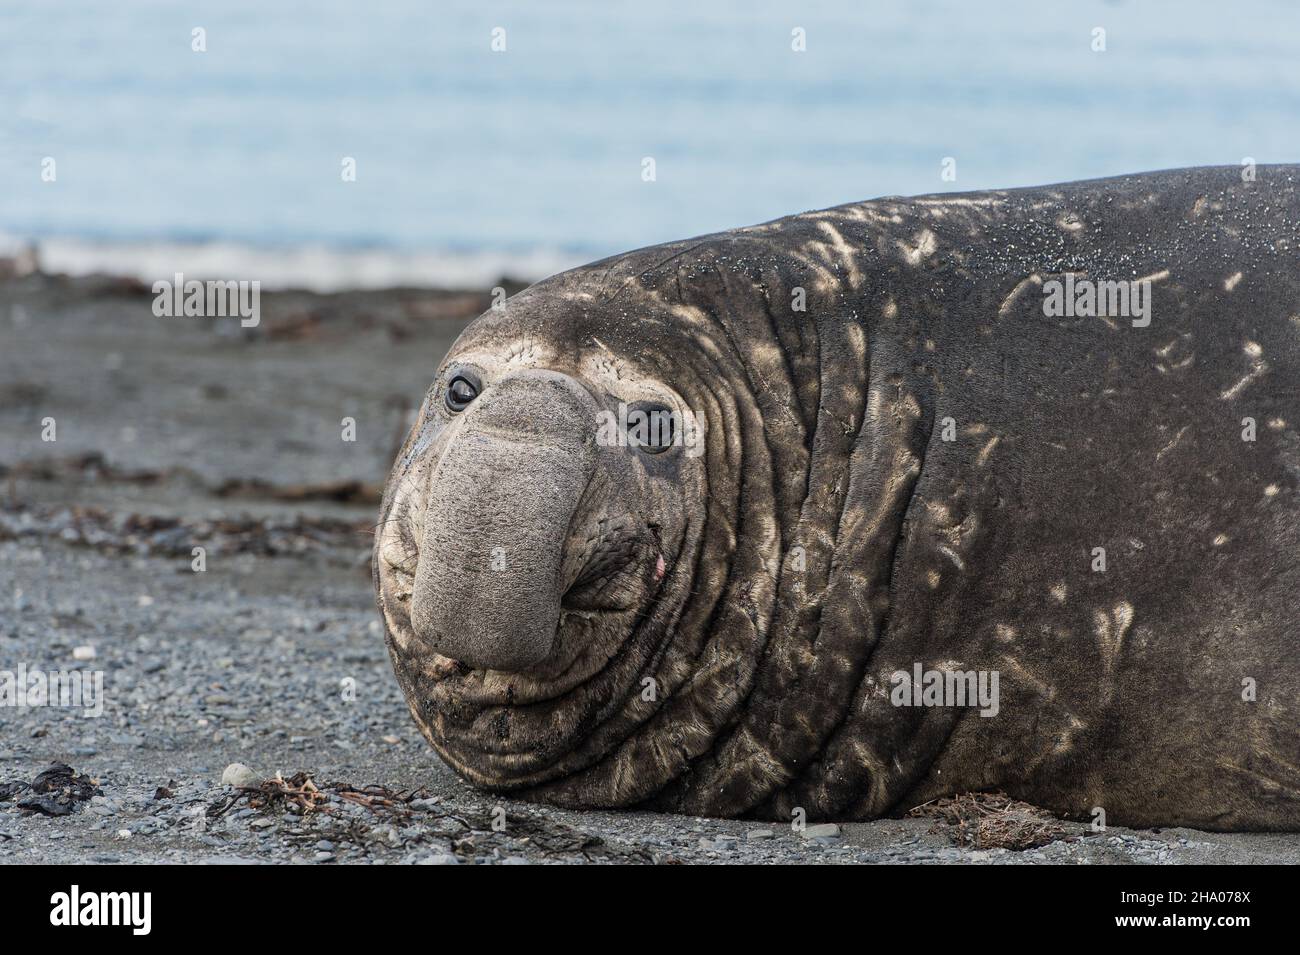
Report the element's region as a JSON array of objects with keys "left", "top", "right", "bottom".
[{"left": 375, "top": 165, "right": 1300, "bottom": 829}]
